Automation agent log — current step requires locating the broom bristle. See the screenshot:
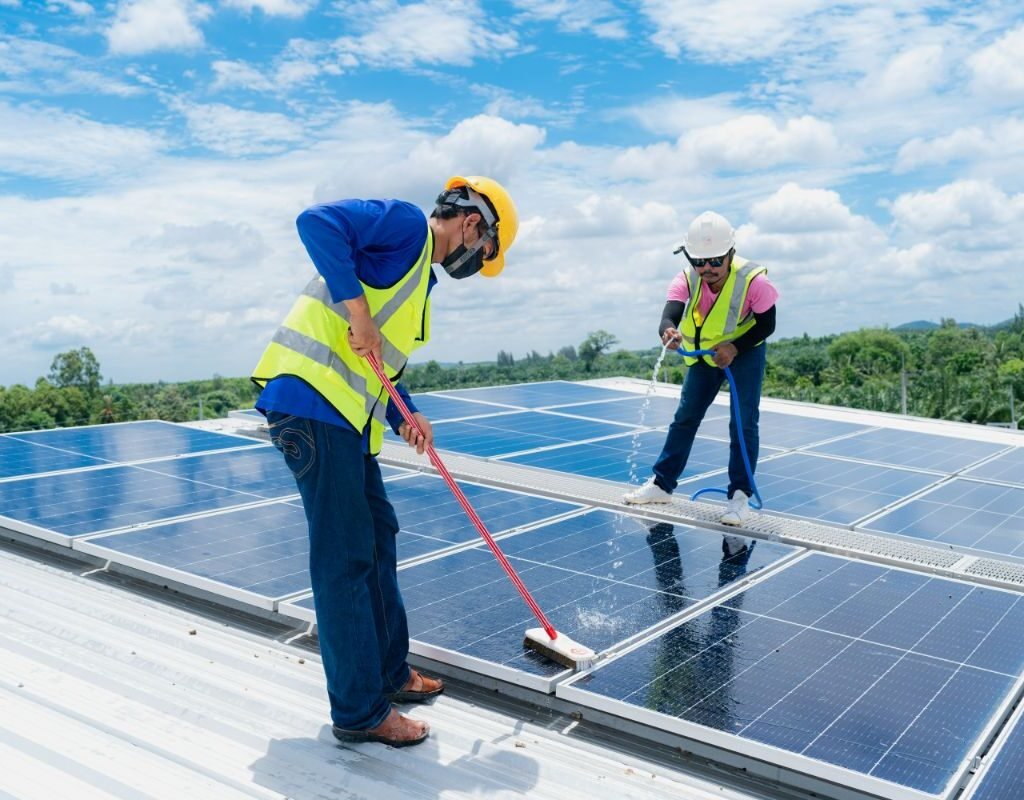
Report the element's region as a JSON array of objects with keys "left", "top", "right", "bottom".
[{"left": 524, "top": 628, "right": 596, "bottom": 671}]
